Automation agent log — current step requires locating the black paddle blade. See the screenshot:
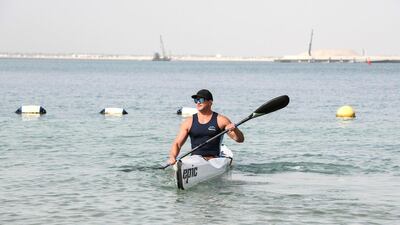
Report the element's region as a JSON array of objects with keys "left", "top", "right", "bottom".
[{"left": 252, "top": 95, "right": 290, "bottom": 118}]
